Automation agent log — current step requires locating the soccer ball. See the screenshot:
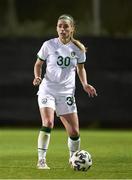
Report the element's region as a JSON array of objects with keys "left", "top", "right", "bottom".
[{"left": 70, "top": 150, "right": 92, "bottom": 171}]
